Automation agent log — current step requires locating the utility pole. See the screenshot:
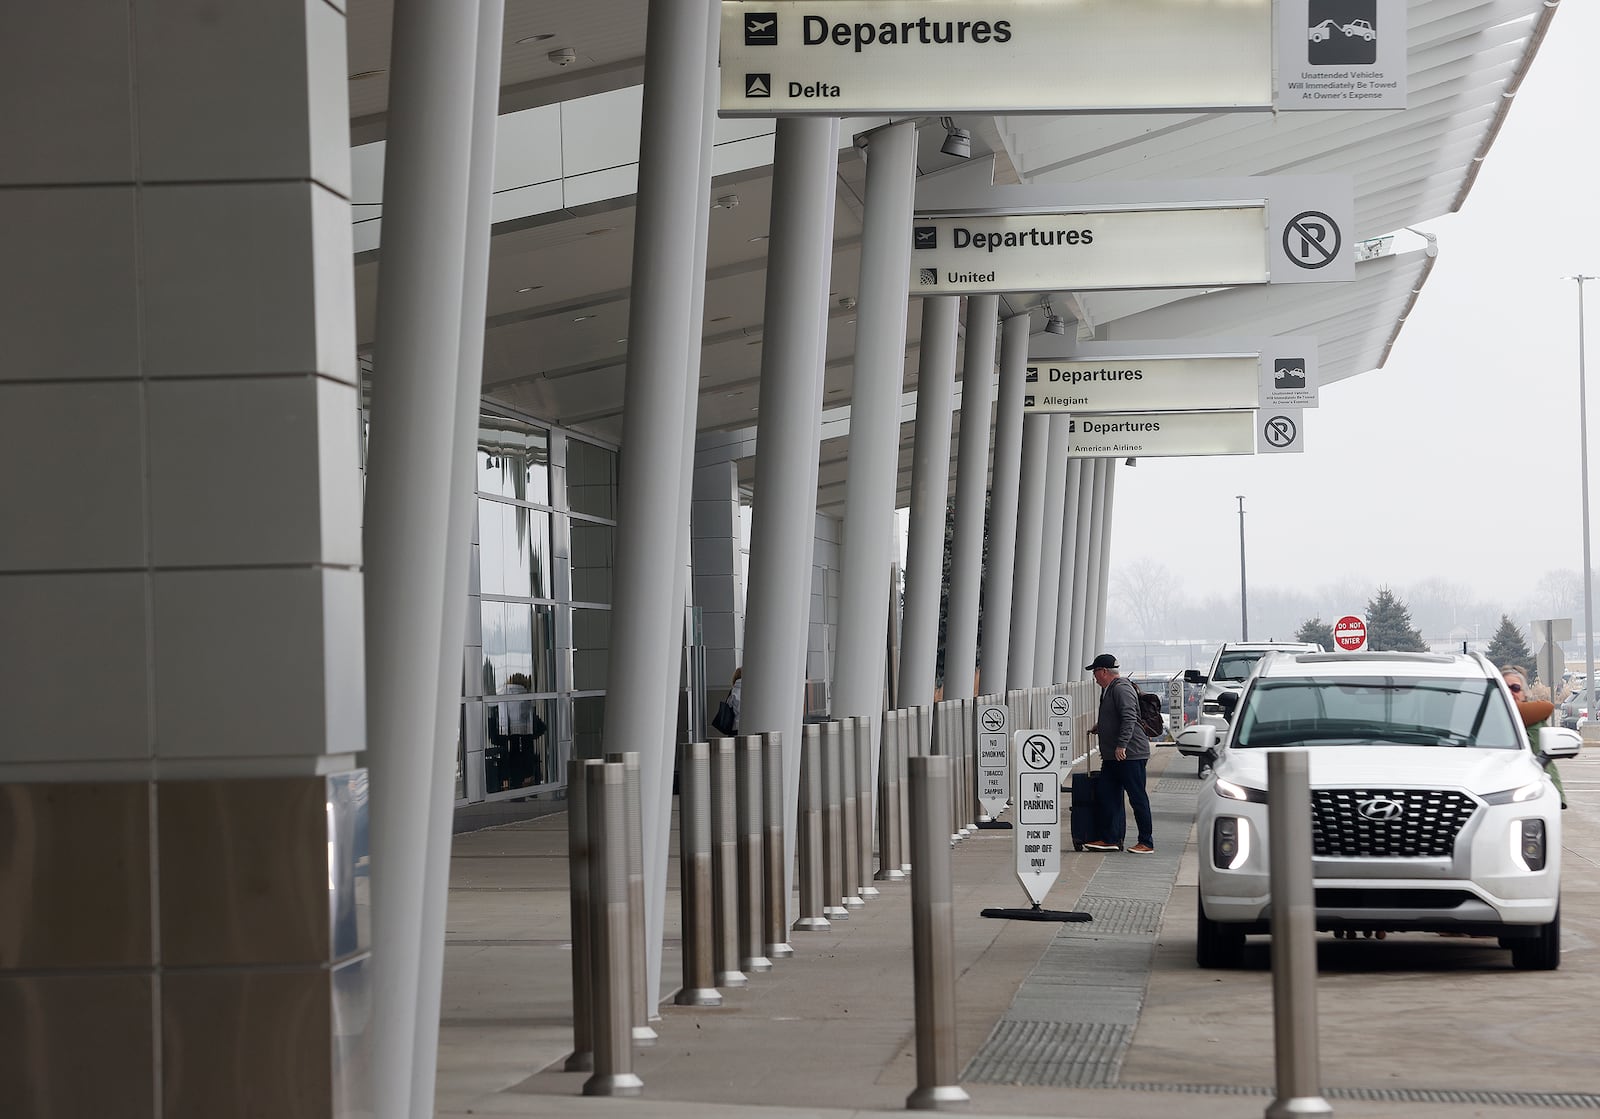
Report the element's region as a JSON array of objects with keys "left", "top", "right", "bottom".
[
  {"left": 1573, "top": 276, "right": 1597, "bottom": 733},
  {"left": 1237, "top": 495, "right": 1248, "bottom": 641}
]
